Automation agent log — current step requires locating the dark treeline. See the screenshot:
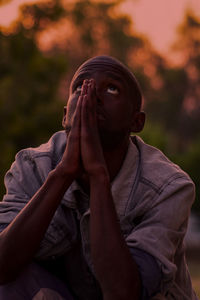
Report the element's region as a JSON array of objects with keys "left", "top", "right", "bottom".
[{"left": 0, "top": 0, "right": 199, "bottom": 211}]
